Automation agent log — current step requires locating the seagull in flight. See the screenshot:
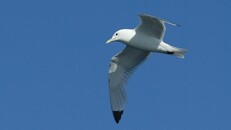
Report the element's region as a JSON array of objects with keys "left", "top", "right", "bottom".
[{"left": 106, "top": 14, "right": 187, "bottom": 123}]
